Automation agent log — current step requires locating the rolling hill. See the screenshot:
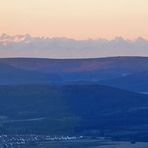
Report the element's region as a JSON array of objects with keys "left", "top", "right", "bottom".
[
  {"left": 1, "top": 57, "right": 148, "bottom": 75},
  {"left": 0, "top": 57, "right": 148, "bottom": 138},
  {"left": 0, "top": 84, "right": 148, "bottom": 135},
  {"left": 0, "top": 57, "right": 148, "bottom": 93}
]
